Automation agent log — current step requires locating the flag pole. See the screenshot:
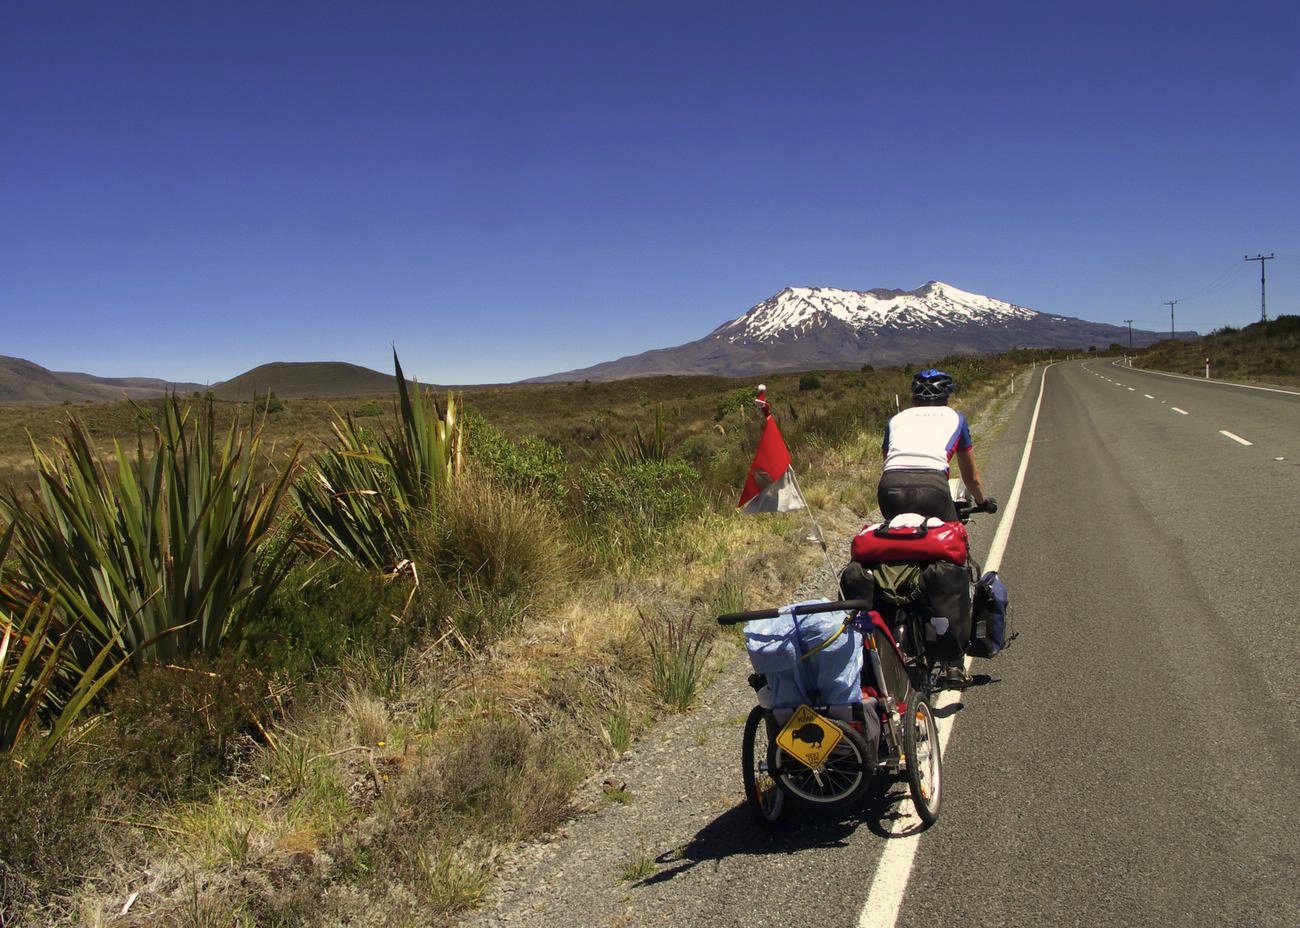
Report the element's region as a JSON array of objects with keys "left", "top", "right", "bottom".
[{"left": 787, "top": 464, "right": 841, "bottom": 593}]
